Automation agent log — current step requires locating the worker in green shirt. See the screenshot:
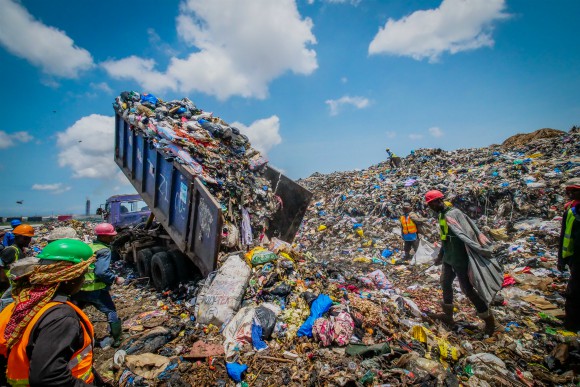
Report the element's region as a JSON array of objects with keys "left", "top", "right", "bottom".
[
  {"left": 424, "top": 190, "right": 498, "bottom": 336},
  {"left": 558, "top": 179, "right": 580, "bottom": 331}
]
